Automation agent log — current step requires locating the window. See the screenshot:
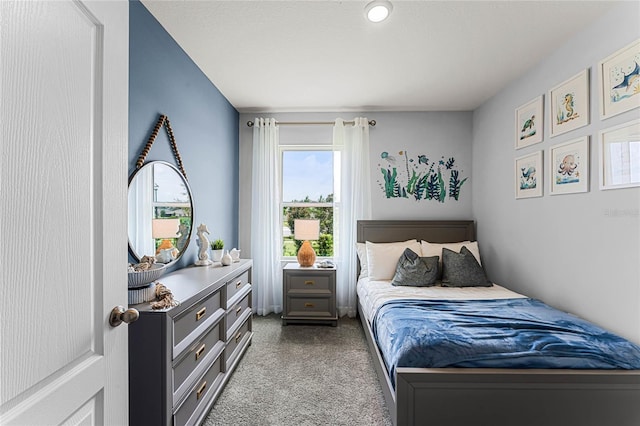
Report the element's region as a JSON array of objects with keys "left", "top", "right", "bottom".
[{"left": 281, "top": 148, "right": 337, "bottom": 258}]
